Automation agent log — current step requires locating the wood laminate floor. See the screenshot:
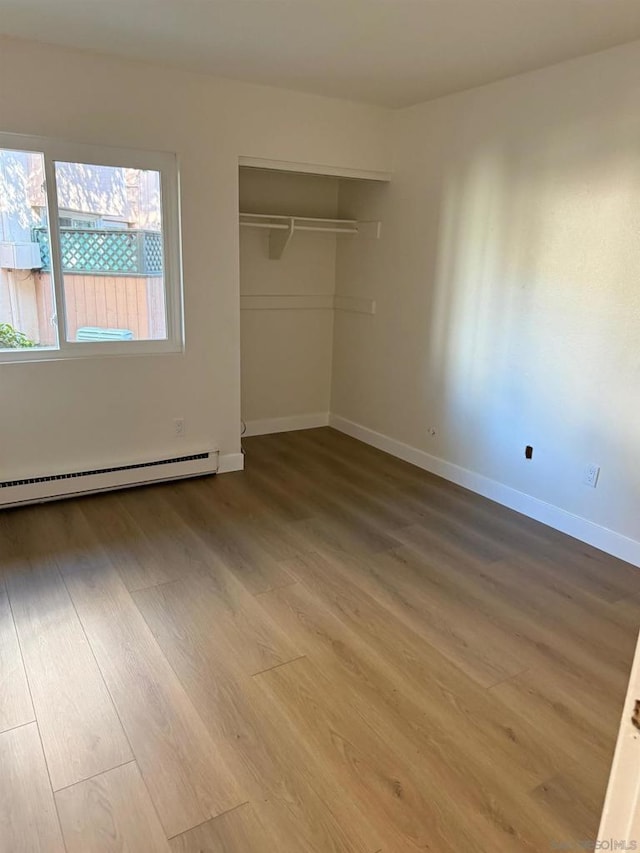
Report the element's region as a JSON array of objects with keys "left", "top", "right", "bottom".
[{"left": 0, "top": 427, "right": 638, "bottom": 852}]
